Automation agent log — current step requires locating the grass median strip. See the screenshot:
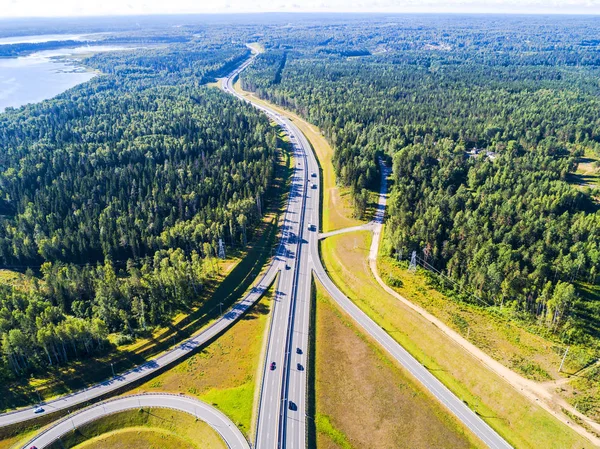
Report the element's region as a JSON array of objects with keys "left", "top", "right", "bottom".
[{"left": 313, "top": 280, "right": 484, "bottom": 449}]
